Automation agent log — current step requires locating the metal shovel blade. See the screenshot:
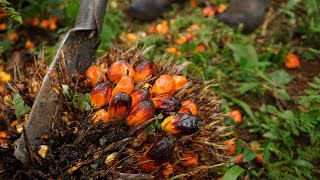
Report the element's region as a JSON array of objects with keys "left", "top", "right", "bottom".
[{"left": 14, "top": 0, "right": 108, "bottom": 164}]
